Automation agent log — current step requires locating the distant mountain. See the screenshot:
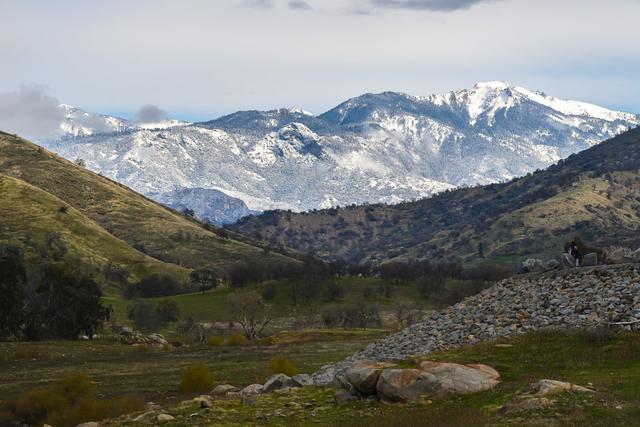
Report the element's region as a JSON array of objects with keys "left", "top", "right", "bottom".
[
  {"left": 230, "top": 127, "right": 640, "bottom": 264},
  {"left": 0, "top": 131, "right": 295, "bottom": 293},
  {"left": 39, "top": 82, "right": 638, "bottom": 223},
  {"left": 153, "top": 187, "right": 258, "bottom": 225}
]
